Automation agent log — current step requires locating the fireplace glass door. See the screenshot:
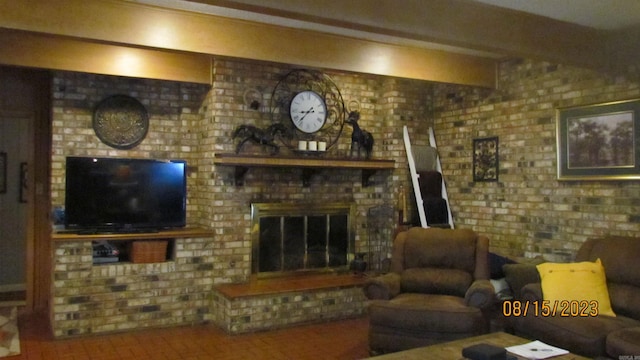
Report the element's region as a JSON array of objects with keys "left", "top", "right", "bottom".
[{"left": 251, "top": 203, "right": 354, "bottom": 277}]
